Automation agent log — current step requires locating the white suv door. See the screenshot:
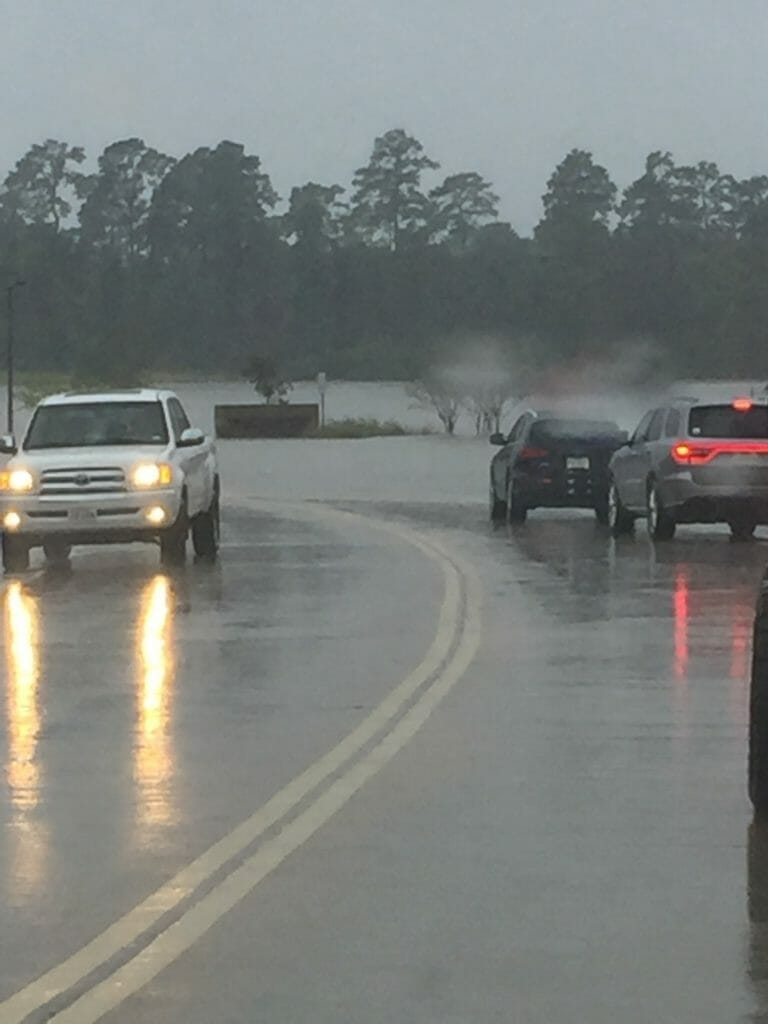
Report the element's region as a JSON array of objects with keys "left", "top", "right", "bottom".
[{"left": 167, "top": 398, "right": 205, "bottom": 514}]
